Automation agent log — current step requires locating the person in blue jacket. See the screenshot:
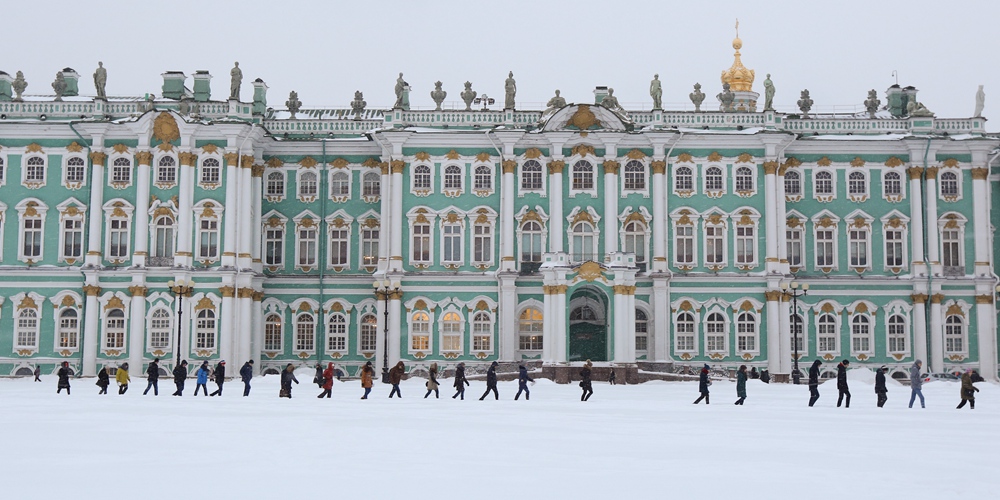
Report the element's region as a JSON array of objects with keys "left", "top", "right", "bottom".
[
  {"left": 514, "top": 364, "right": 534, "bottom": 400},
  {"left": 194, "top": 361, "right": 211, "bottom": 396}
]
